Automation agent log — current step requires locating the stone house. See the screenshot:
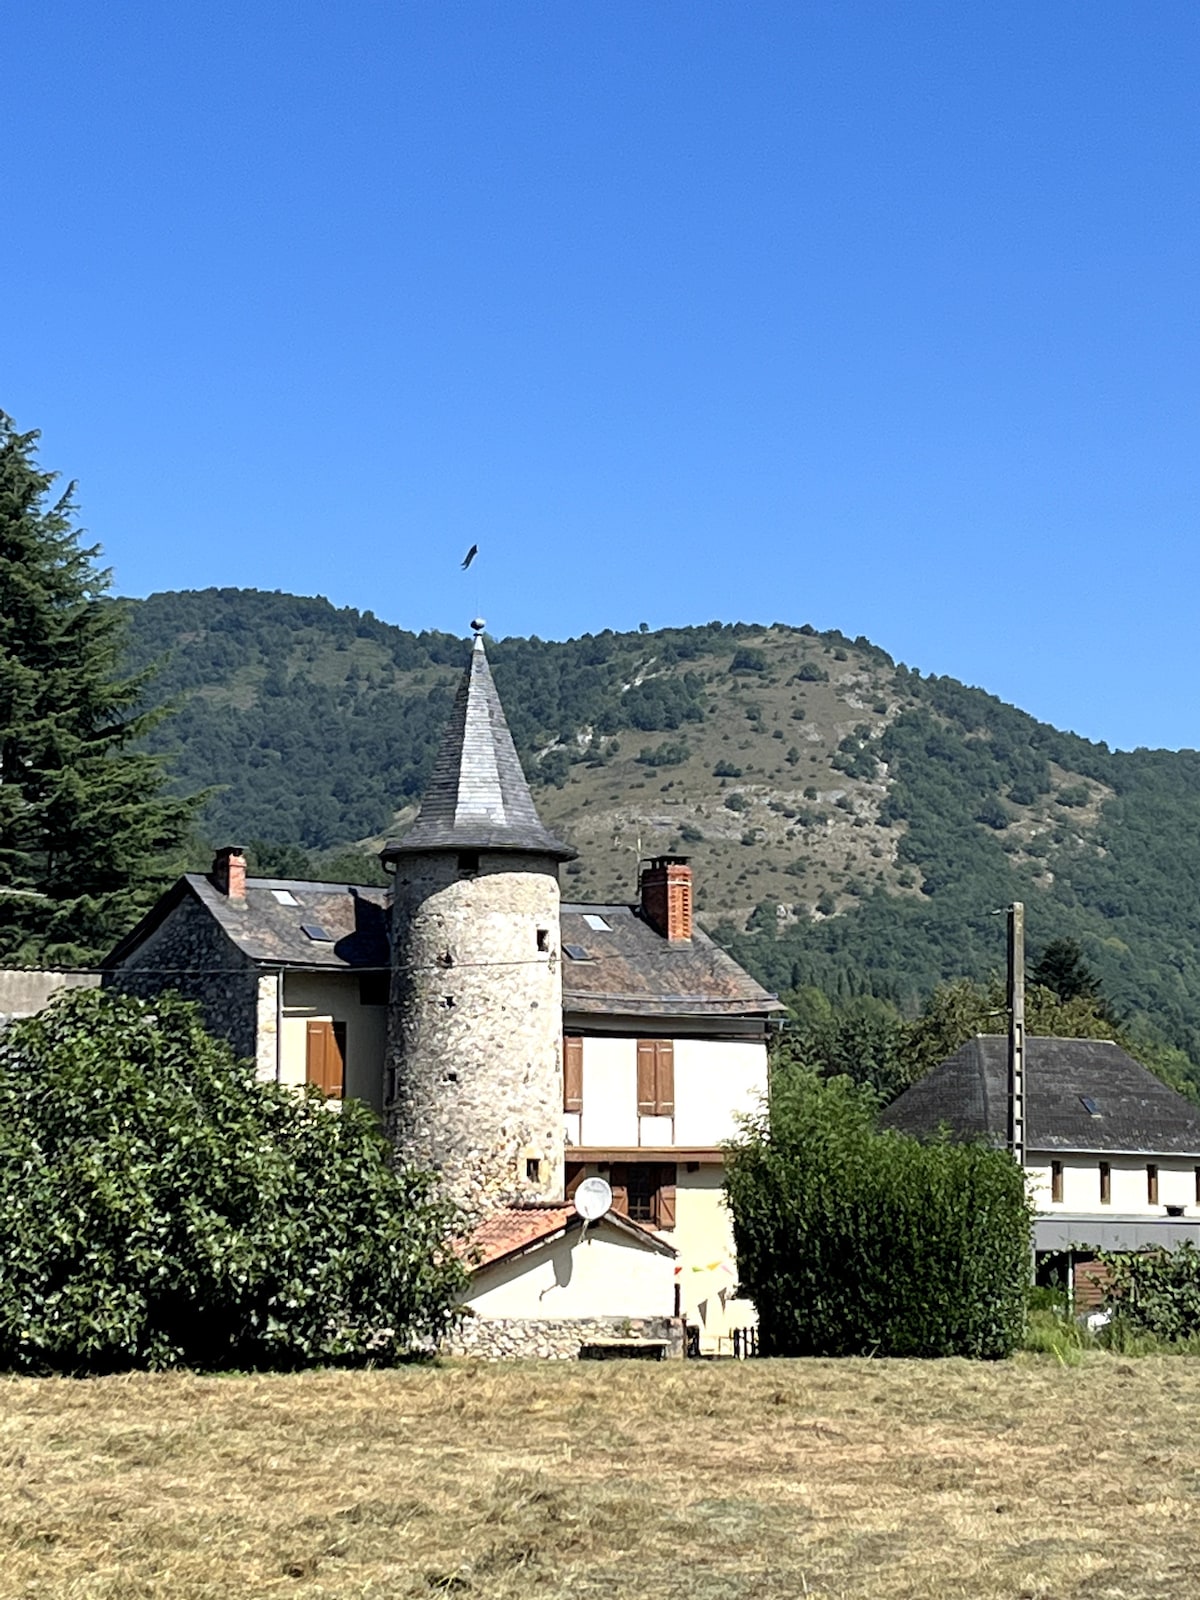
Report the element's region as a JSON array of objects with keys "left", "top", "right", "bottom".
[
  {"left": 106, "top": 627, "right": 782, "bottom": 1354},
  {"left": 880, "top": 1033, "right": 1200, "bottom": 1304}
]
